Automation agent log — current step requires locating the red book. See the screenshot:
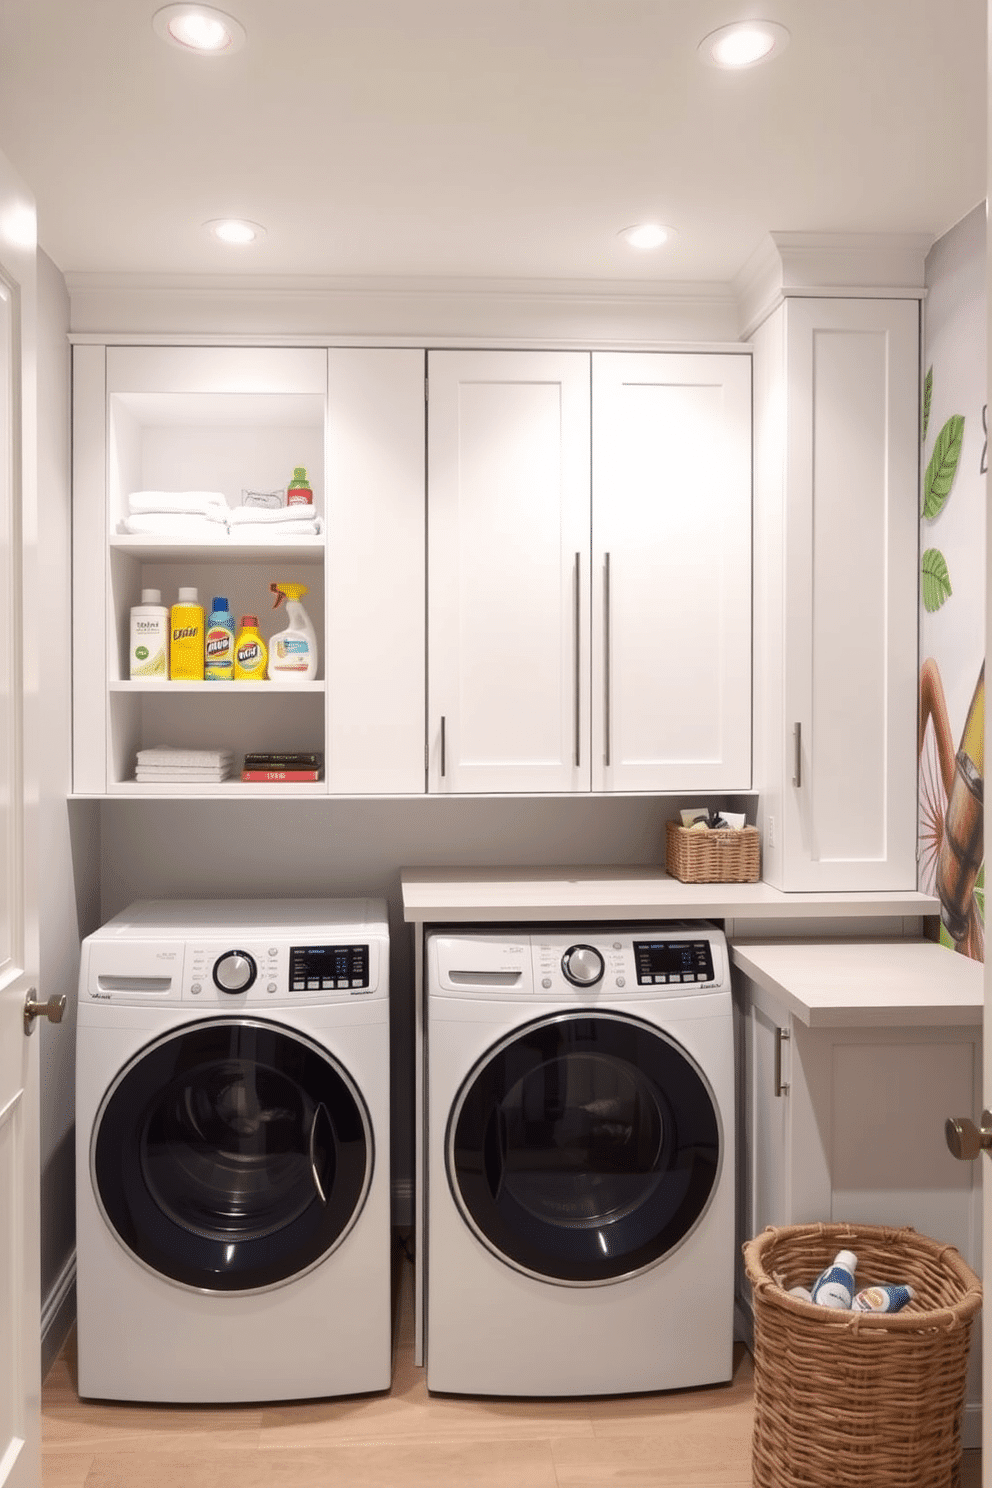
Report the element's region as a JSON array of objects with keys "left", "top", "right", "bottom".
[{"left": 241, "top": 768, "right": 323, "bottom": 782}]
